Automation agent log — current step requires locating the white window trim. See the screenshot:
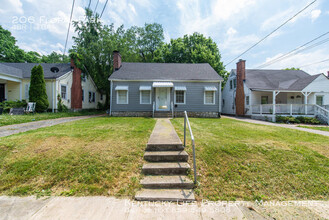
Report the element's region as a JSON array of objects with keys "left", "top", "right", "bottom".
[
  {"left": 88, "top": 91, "right": 96, "bottom": 103},
  {"left": 116, "top": 90, "right": 129, "bottom": 104},
  {"left": 246, "top": 95, "right": 250, "bottom": 106},
  {"left": 140, "top": 90, "right": 152, "bottom": 104},
  {"left": 316, "top": 95, "right": 324, "bottom": 105},
  {"left": 204, "top": 91, "right": 216, "bottom": 105},
  {"left": 61, "top": 84, "right": 67, "bottom": 100},
  {"left": 174, "top": 90, "right": 186, "bottom": 105}
]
